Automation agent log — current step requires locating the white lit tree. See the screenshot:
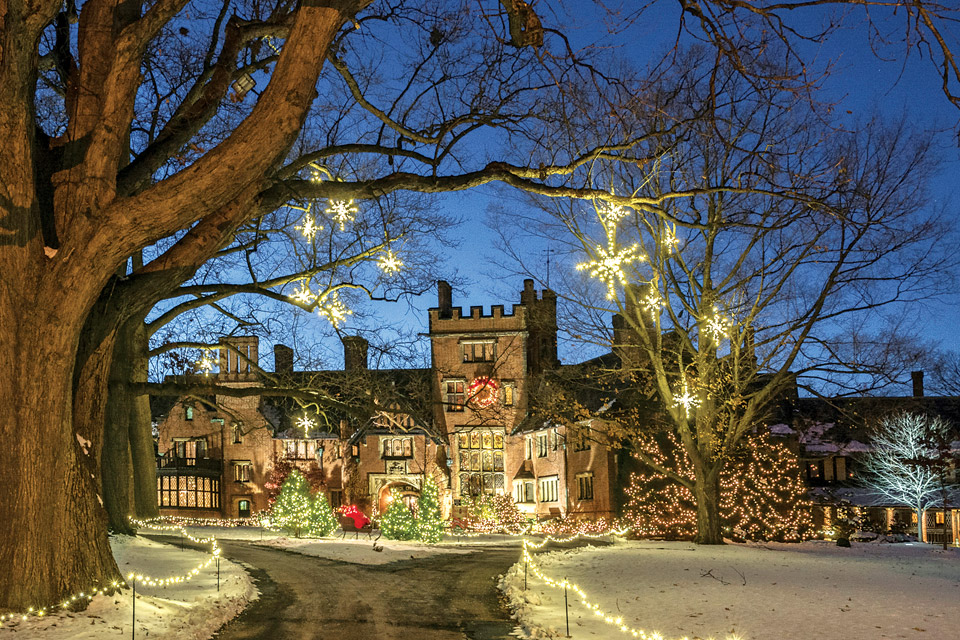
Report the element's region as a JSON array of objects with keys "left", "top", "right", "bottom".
[
  {"left": 859, "top": 412, "right": 951, "bottom": 542},
  {"left": 505, "top": 52, "right": 953, "bottom": 544}
]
